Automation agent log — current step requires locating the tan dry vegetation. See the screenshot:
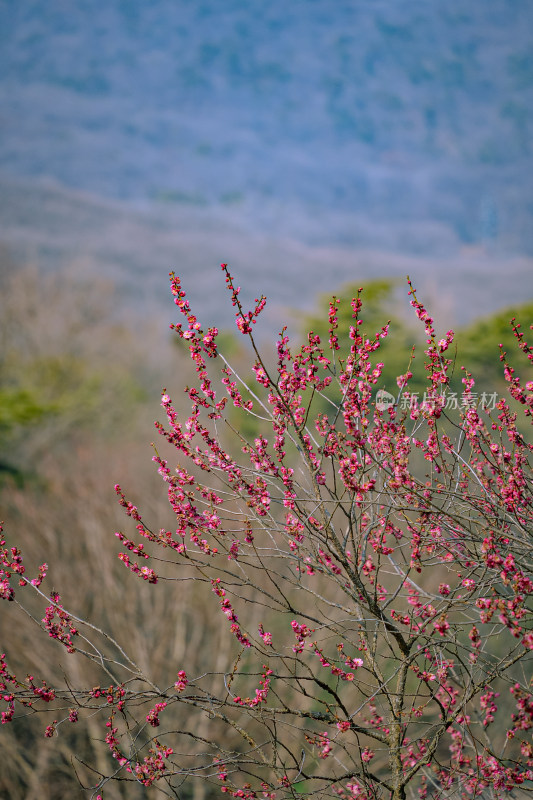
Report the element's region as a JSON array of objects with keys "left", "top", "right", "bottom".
[{"left": 0, "top": 262, "right": 226, "bottom": 798}]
